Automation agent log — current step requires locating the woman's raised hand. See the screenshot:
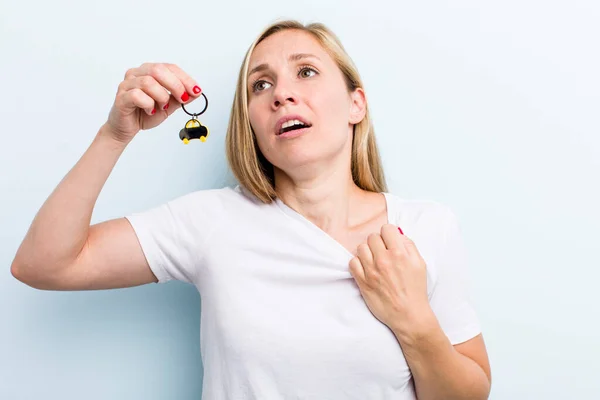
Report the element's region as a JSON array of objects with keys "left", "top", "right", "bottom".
[{"left": 104, "top": 62, "right": 202, "bottom": 144}]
